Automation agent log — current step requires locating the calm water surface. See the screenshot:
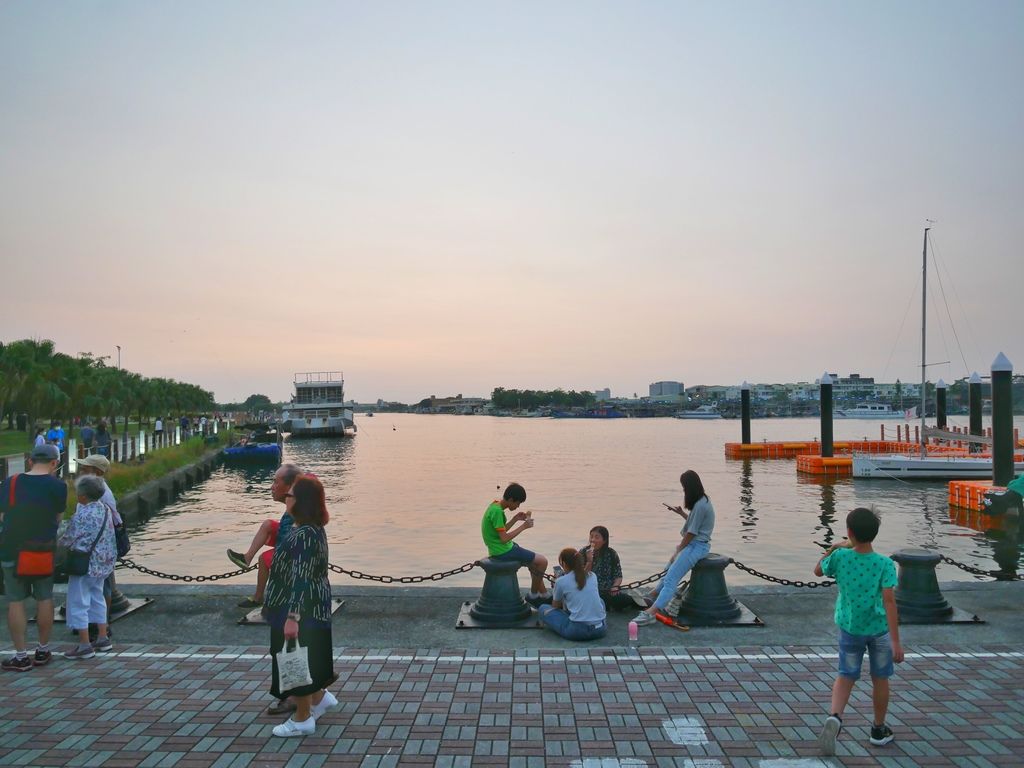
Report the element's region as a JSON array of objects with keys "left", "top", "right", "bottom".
[{"left": 130, "top": 415, "right": 1023, "bottom": 586}]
